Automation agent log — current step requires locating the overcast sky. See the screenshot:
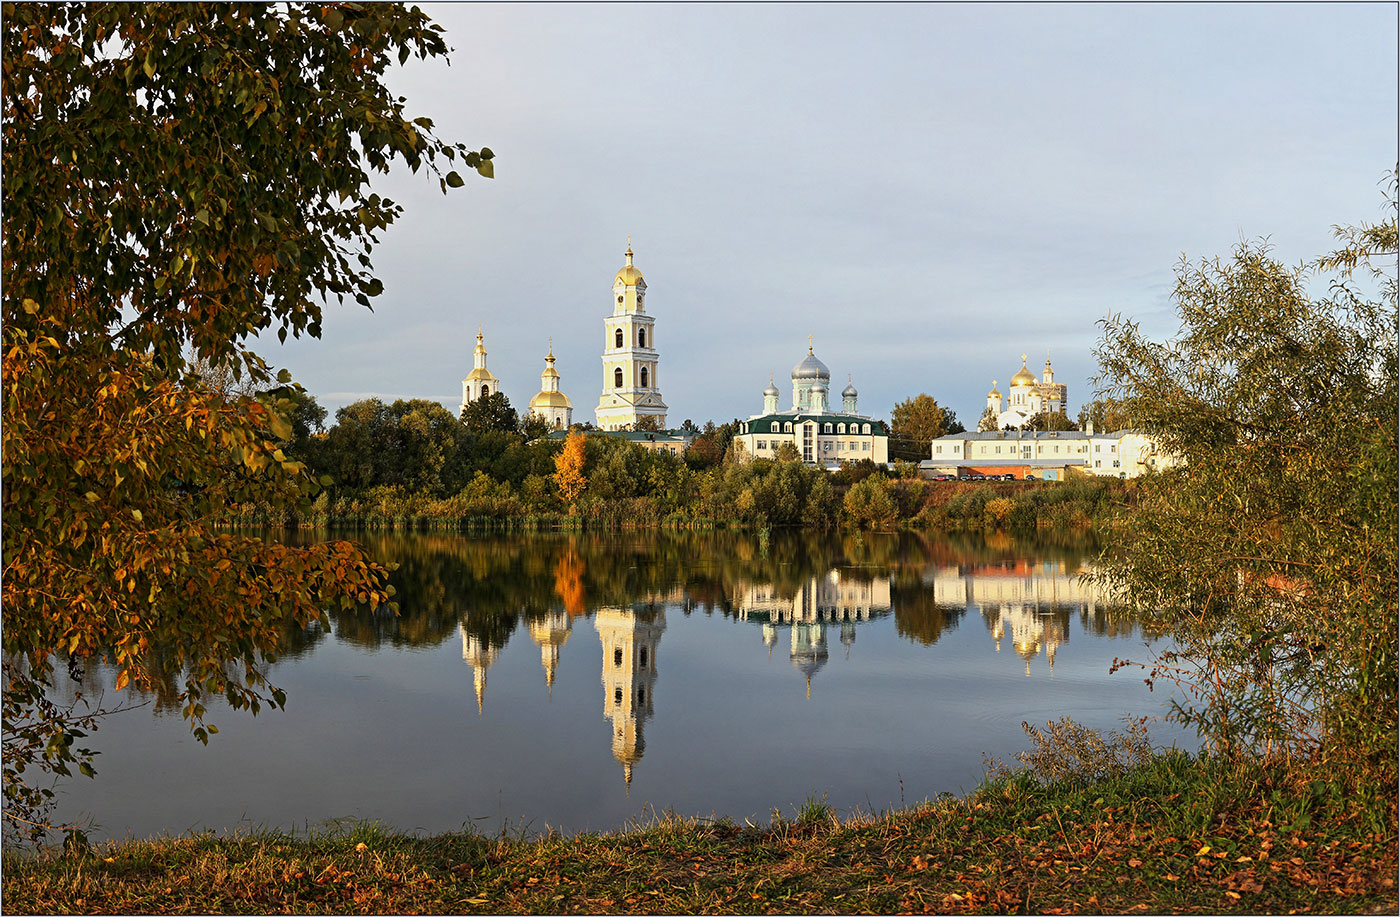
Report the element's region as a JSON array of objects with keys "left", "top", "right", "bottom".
[{"left": 264, "top": 1, "right": 1397, "bottom": 430}]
